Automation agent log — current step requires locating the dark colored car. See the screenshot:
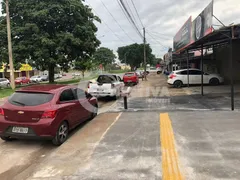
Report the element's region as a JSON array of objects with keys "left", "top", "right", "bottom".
[
  {"left": 123, "top": 72, "right": 139, "bottom": 86},
  {"left": 0, "top": 85, "right": 98, "bottom": 145},
  {"left": 15, "top": 77, "right": 30, "bottom": 85}
]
